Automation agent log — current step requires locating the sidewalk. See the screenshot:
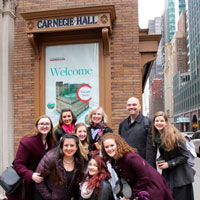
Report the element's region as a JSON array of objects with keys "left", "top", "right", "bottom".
[{"left": 194, "top": 157, "right": 200, "bottom": 199}]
